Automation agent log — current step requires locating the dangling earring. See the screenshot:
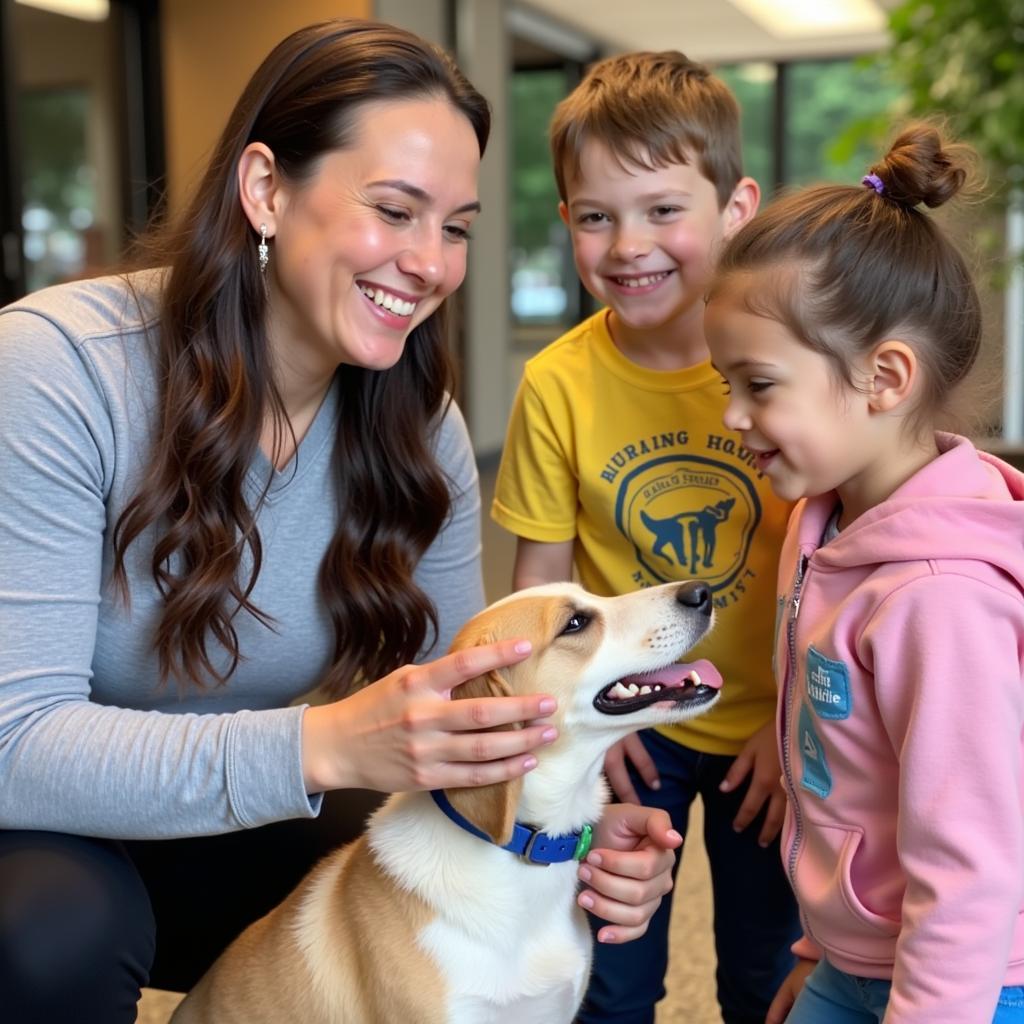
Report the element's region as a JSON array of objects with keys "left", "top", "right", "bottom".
[{"left": 258, "top": 223, "right": 269, "bottom": 274}]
